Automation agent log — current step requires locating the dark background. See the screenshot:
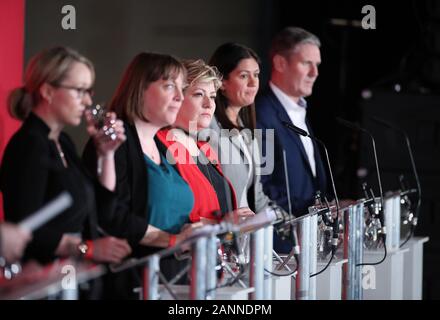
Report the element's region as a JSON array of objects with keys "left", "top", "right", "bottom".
[
  {"left": 25, "top": 0, "right": 440, "bottom": 298},
  {"left": 269, "top": 0, "right": 440, "bottom": 299}
]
